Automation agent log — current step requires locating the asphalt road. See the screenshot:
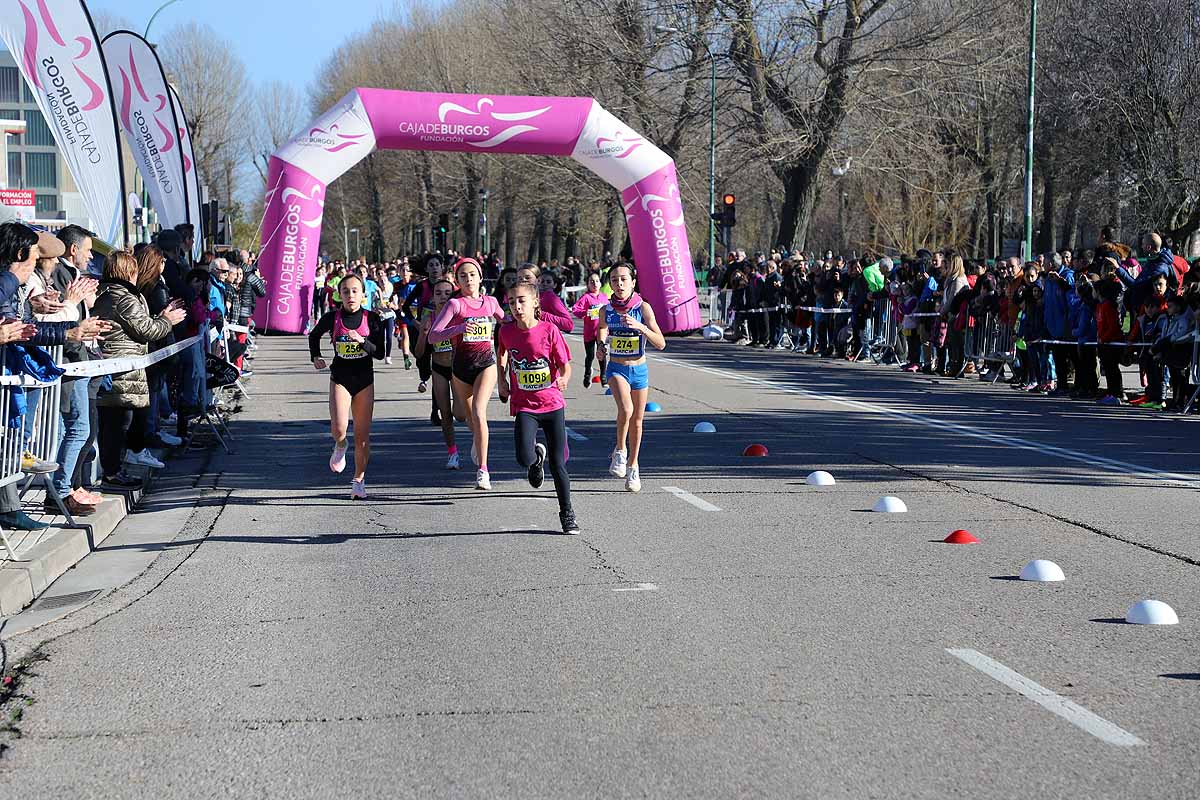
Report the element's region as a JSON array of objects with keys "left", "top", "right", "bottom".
[{"left": 2, "top": 332, "right": 1199, "bottom": 799}]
